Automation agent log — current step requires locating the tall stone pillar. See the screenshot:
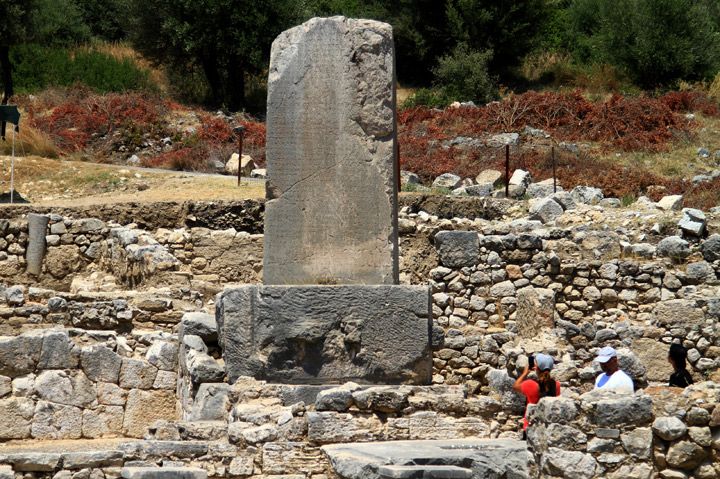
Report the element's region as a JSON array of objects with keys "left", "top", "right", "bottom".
[{"left": 263, "top": 16, "right": 398, "bottom": 286}]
